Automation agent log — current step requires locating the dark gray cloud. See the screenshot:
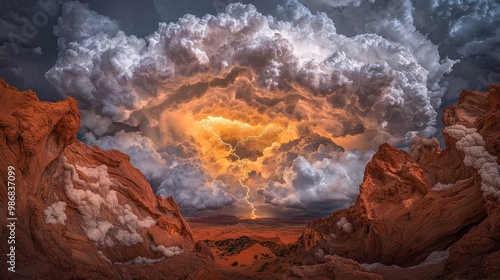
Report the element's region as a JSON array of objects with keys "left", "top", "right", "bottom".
[
  {"left": 0, "top": 0, "right": 65, "bottom": 101},
  {"left": 259, "top": 150, "right": 373, "bottom": 209},
  {"left": 298, "top": 0, "right": 500, "bottom": 104}
]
